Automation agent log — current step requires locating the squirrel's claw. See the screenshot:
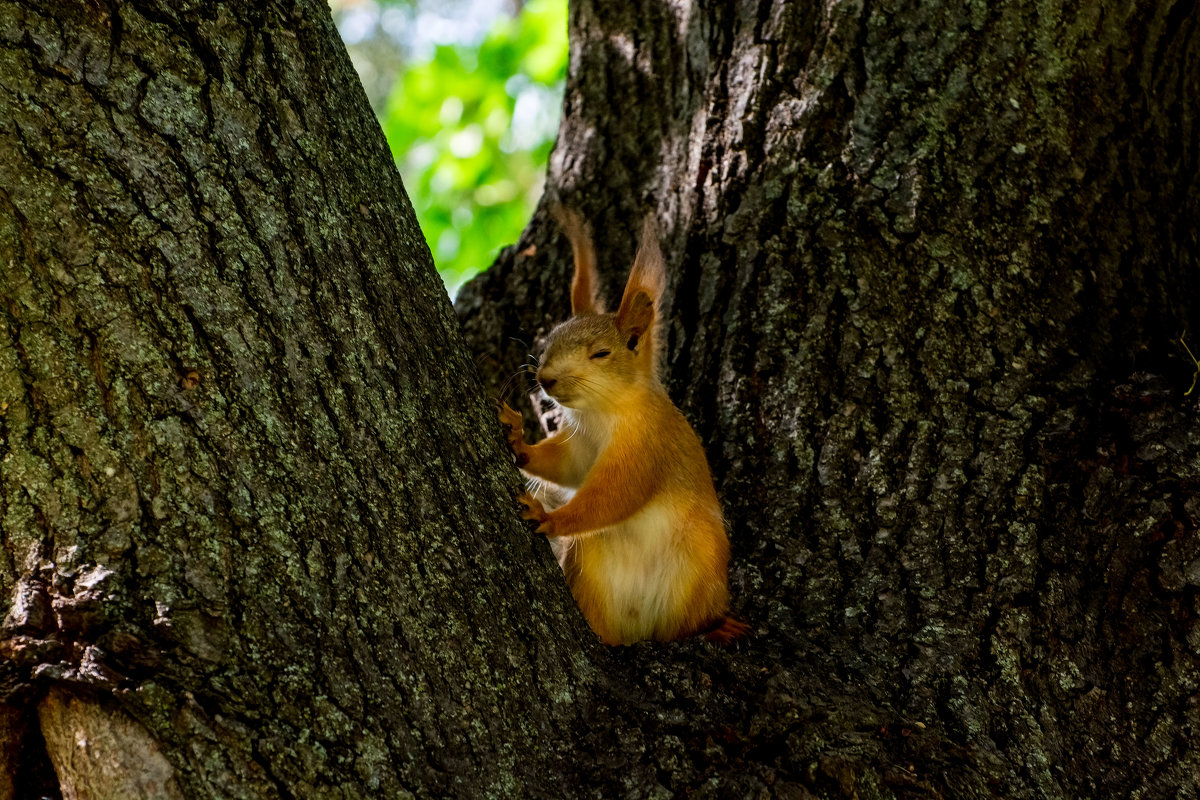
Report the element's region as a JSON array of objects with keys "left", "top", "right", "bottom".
[
  {"left": 704, "top": 616, "right": 750, "bottom": 646},
  {"left": 498, "top": 402, "right": 526, "bottom": 456},
  {"left": 498, "top": 401, "right": 522, "bottom": 429},
  {"left": 516, "top": 489, "right": 551, "bottom": 535}
]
